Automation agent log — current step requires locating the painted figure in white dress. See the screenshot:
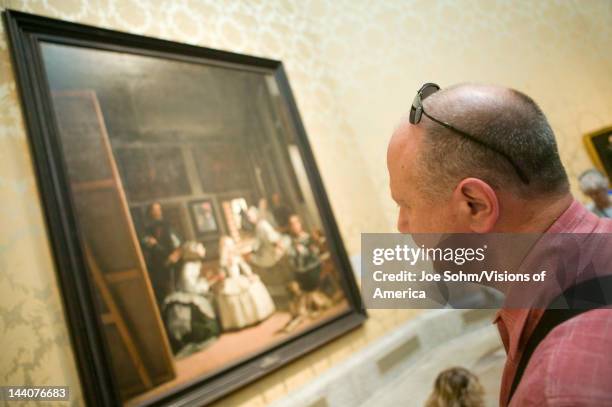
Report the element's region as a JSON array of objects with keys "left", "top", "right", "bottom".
[
  {"left": 247, "top": 206, "right": 287, "bottom": 268},
  {"left": 176, "top": 241, "right": 210, "bottom": 295},
  {"left": 216, "top": 235, "right": 276, "bottom": 330},
  {"left": 163, "top": 241, "right": 219, "bottom": 354}
]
